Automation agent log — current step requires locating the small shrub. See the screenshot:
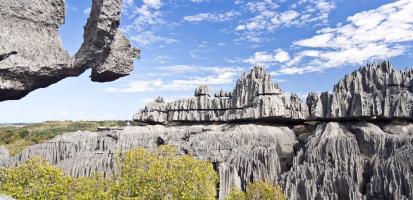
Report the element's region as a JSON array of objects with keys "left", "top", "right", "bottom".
[{"left": 226, "top": 181, "right": 287, "bottom": 200}]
